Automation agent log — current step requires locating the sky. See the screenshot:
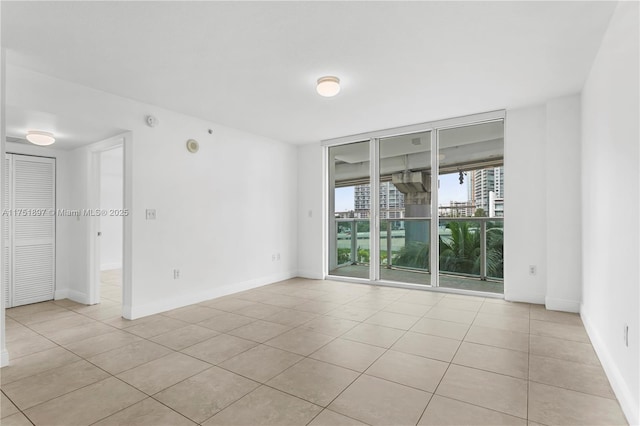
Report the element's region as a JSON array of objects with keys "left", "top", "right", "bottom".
[{"left": 335, "top": 172, "right": 469, "bottom": 212}]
